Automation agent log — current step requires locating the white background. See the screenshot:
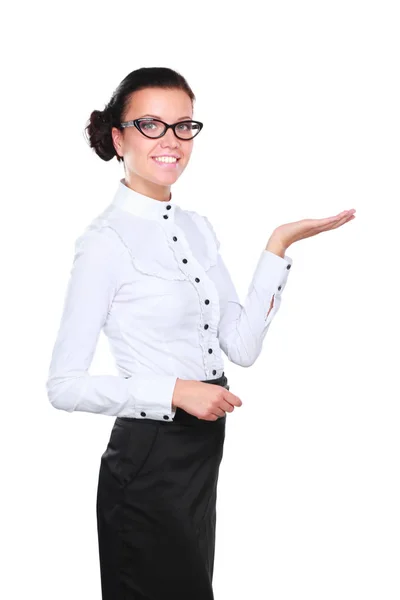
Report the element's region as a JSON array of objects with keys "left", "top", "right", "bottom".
[{"left": 2, "top": 1, "right": 399, "bottom": 598}]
